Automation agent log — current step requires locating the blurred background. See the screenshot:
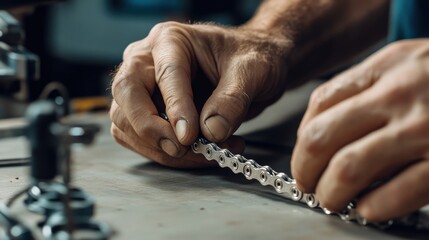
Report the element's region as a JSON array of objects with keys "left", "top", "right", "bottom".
[{"left": 0, "top": 0, "right": 260, "bottom": 118}]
